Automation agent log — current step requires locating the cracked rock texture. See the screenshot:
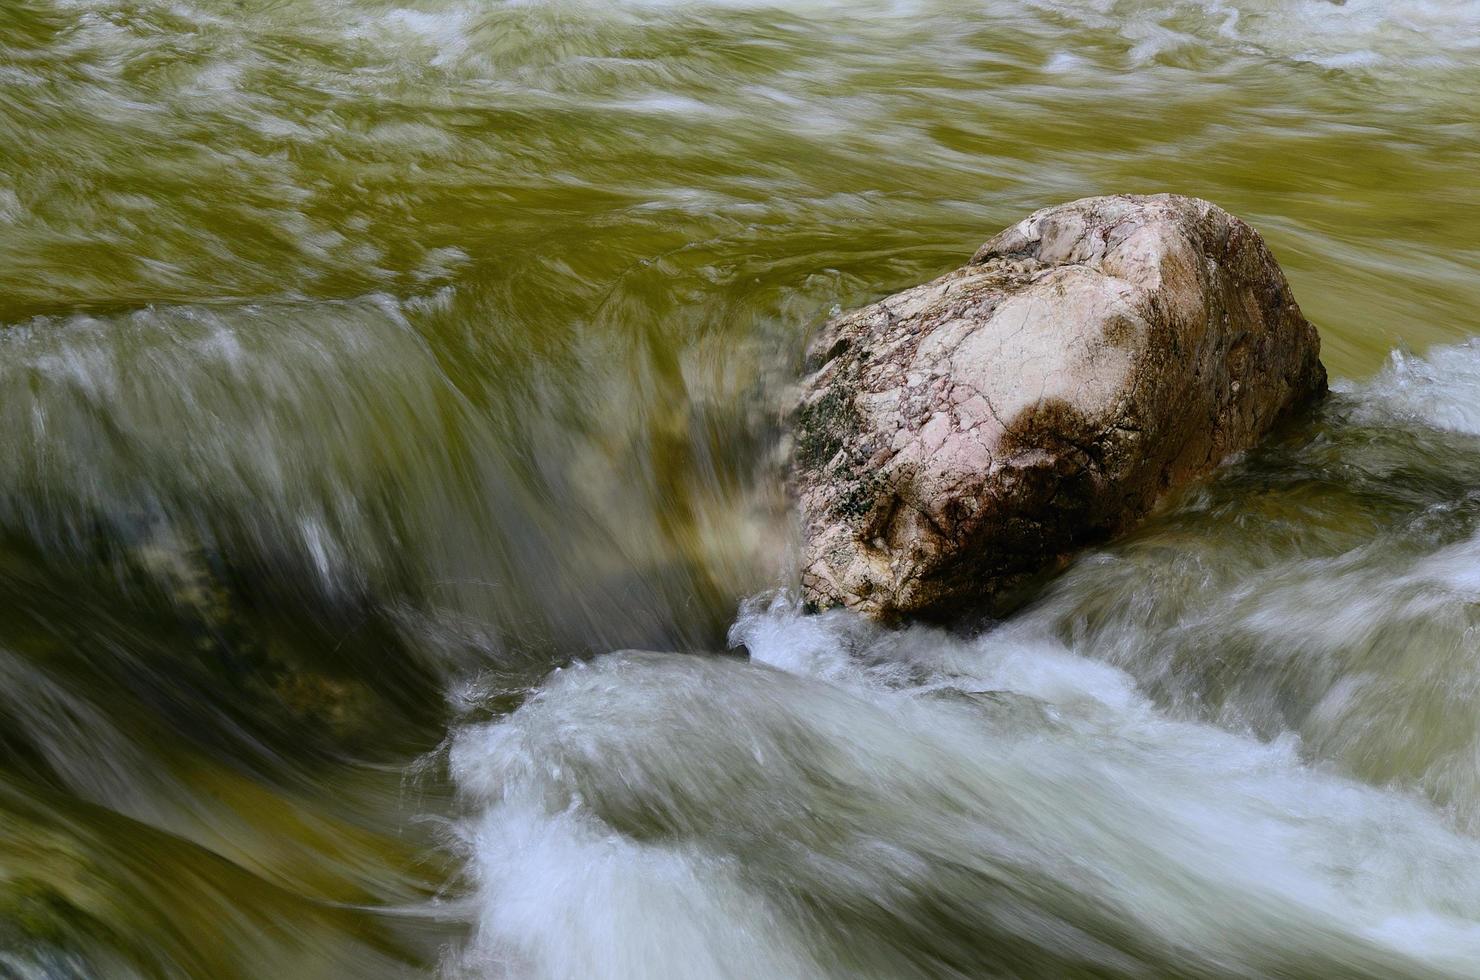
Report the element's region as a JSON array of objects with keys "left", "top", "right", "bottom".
[{"left": 792, "top": 194, "right": 1327, "bottom": 621}]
